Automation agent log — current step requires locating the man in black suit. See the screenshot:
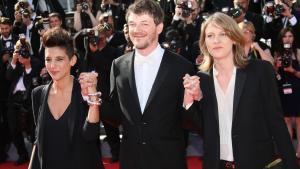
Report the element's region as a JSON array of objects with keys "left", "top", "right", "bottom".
[
  {"left": 183, "top": 12, "right": 298, "bottom": 169},
  {"left": 101, "top": 0, "right": 195, "bottom": 169},
  {"left": 6, "top": 39, "right": 40, "bottom": 165}
]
